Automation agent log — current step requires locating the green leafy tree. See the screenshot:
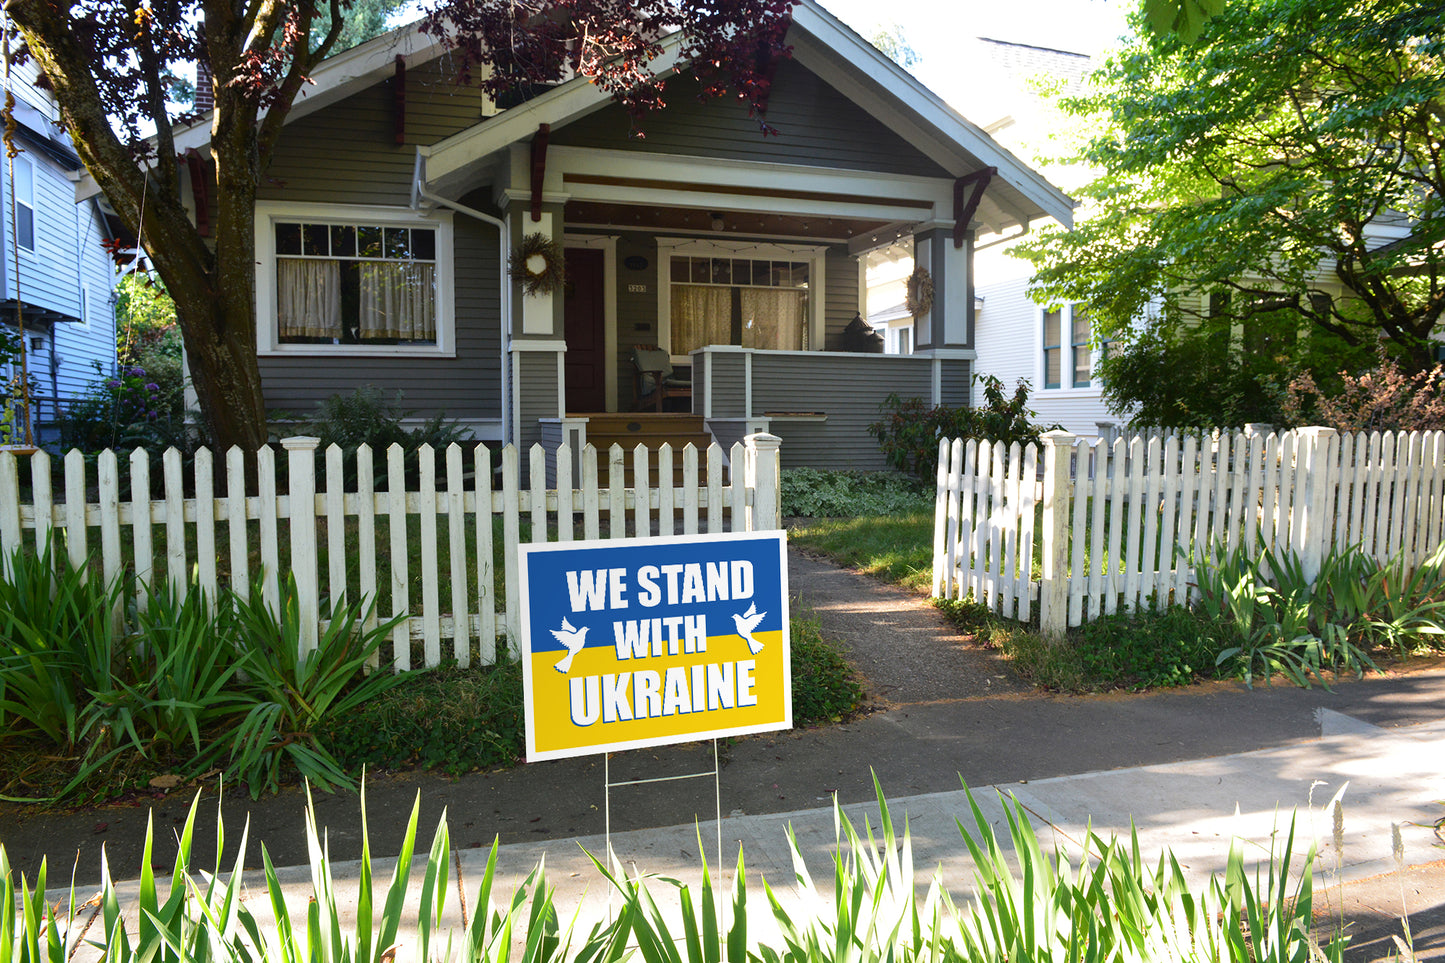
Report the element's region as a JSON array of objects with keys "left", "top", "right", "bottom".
[
  {"left": 1020, "top": 0, "right": 1445, "bottom": 427},
  {"left": 867, "top": 23, "right": 919, "bottom": 70}
]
